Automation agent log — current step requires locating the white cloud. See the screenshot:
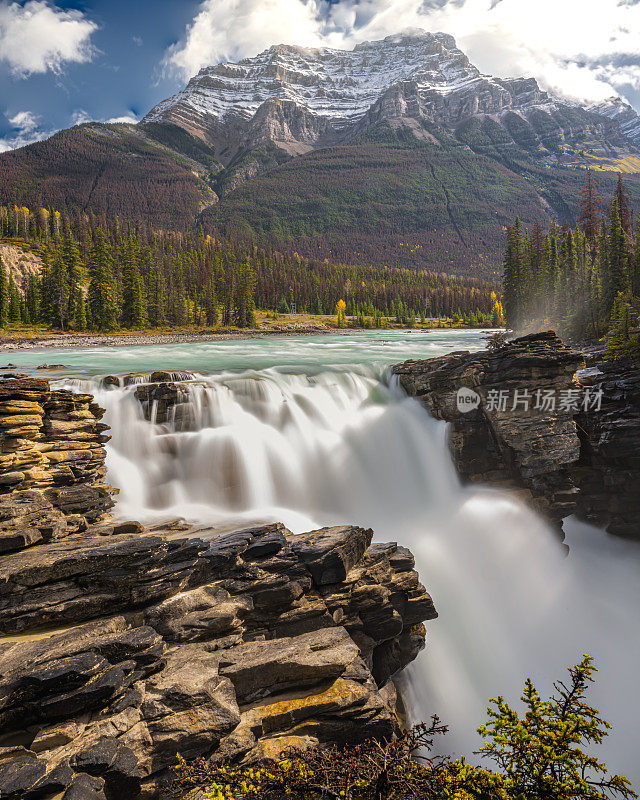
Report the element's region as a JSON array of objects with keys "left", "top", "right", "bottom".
[
  {"left": 163, "top": 0, "right": 640, "bottom": 107},
  {"left": 107, "top": 113, "right": 139, "bottom": 124},
  {"left": 0, "top": 106, "right": 138, "bottom": 152},
  {"left": 0, "top": 0, "right": 97, "bottom": 77},
  {"left": 8, "top": 109, "right": 38, "bottom": 132},
  {"left": 0, "top": 108, "right": 49, "bottom": 151},
  {"left": 70, "top": 108, "right": 92, "bottom": 126}
]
